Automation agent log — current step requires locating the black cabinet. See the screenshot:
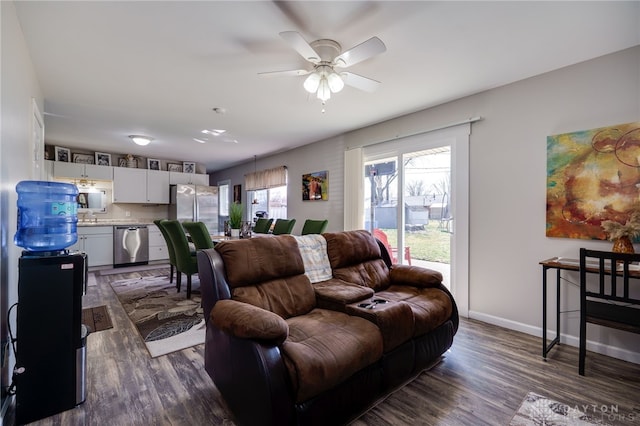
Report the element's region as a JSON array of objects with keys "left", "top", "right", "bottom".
[{"left": 15, "top": 252, "right": 87, "bottom": 425}]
